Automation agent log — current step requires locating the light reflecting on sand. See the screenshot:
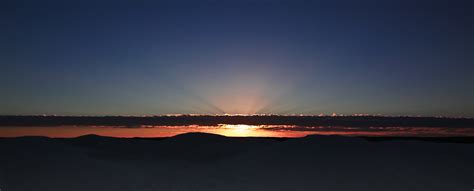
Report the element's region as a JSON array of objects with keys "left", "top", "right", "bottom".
[{"left": 0, "top": 124, "right": 473, "bottom": 138}]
